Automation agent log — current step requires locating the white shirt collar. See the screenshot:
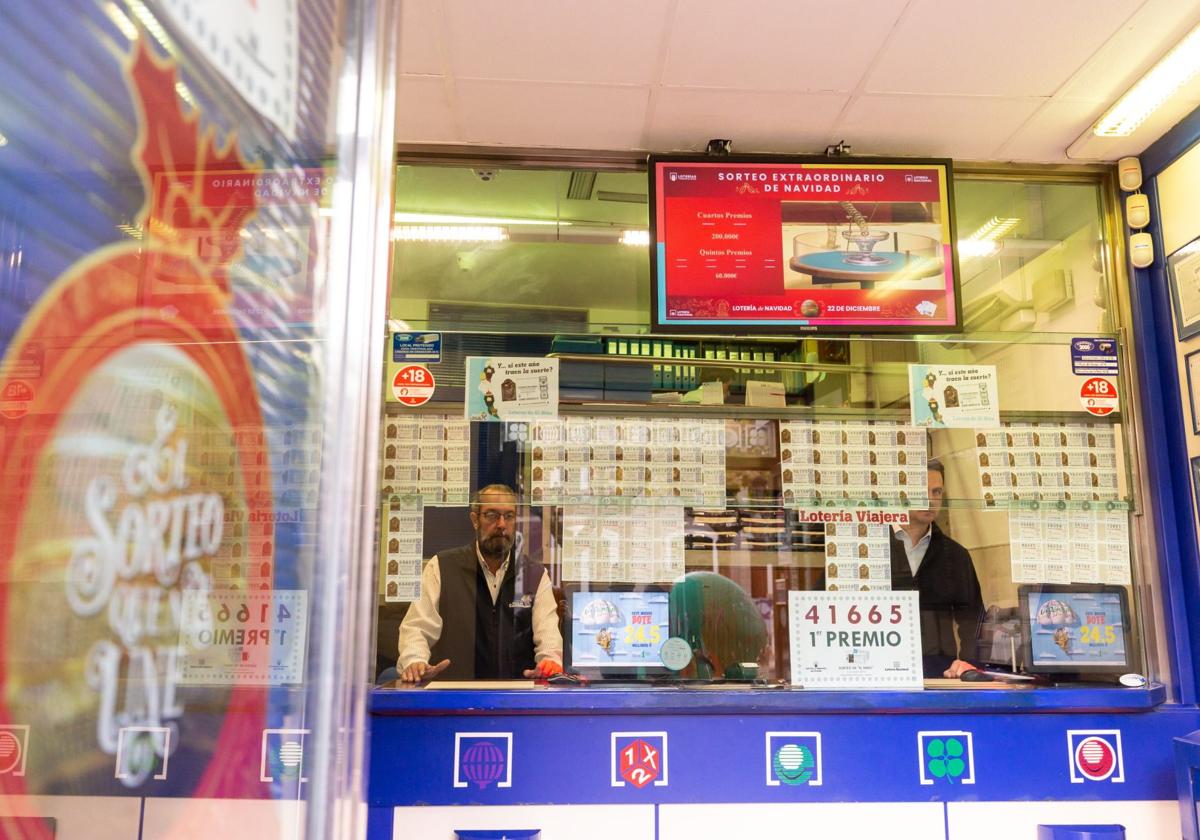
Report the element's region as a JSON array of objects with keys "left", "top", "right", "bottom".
[{"left": 893, "top": 522, "right": 933, "bottom": 549}]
